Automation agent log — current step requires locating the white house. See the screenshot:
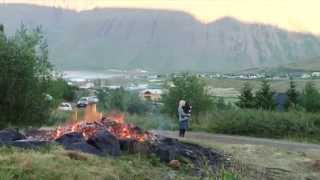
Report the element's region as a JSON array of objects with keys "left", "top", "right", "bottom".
[{"left": 312, "top": 72, "right": 320, "bottom": 77}]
